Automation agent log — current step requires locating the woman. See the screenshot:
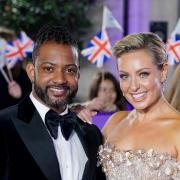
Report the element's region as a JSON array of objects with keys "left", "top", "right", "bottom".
[
  {"left": 166, "top": 64, "right": 180, "bottom": 112},
  {"left": 79, "top": 32, "right": 180, "bottom": 179},
  {"left": 99, "top": 32, "right": 180, "bottom": 180}
]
